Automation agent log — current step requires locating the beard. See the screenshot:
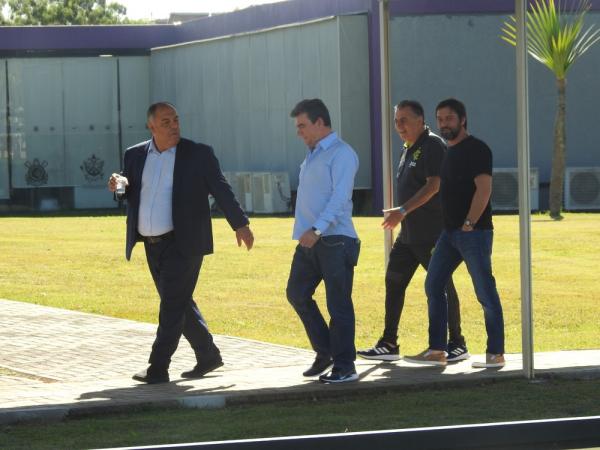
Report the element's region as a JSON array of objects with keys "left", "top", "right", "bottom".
[{"left": 440, "top": 126, "right": 461, "bottom": 141}]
